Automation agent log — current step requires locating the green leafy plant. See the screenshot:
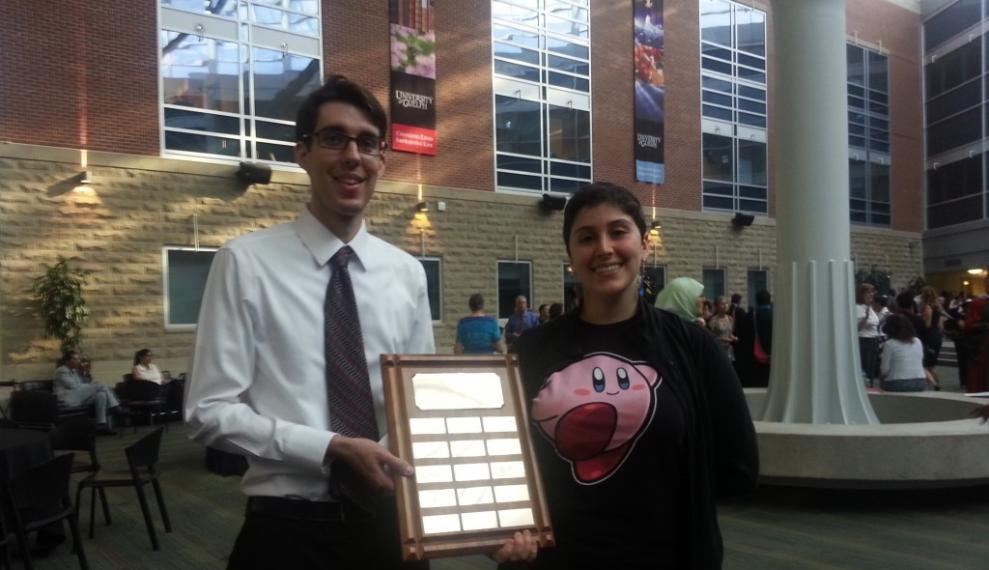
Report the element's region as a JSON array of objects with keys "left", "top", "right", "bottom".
[
  {"left": 855, "top": 265, "right": 892, "bottom": 296},
  {"left": 906, "top": 275, "right": 928, "bottom": 295},
  {"left": 31, "top": 256, "right": 91, "bottom": 352}
]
